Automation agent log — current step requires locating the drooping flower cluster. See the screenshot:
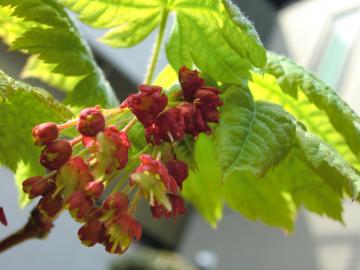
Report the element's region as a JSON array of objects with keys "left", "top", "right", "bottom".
[
  {"left": 122, "top": 66, "right": 223, "bottom": 144},
  {"left": 21, "top": 67, "right": 222, "bottom": 255}
]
